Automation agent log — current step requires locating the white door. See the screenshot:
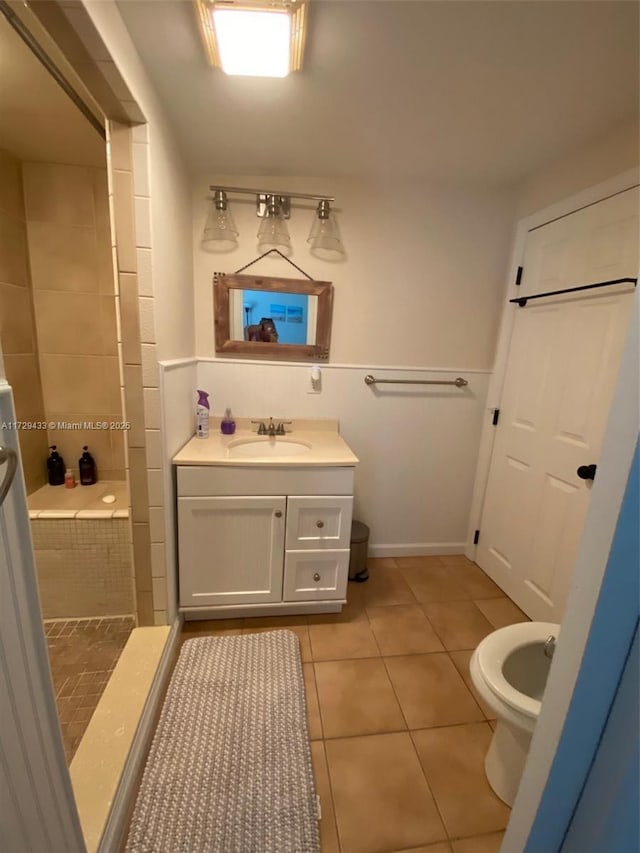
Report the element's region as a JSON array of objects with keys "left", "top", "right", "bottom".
[
  {"left": 476, "top": 189, "right": 638, "bottom": 622},
  {"left": 178, "top": 495, "right": 286, "bottom": 607}
]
